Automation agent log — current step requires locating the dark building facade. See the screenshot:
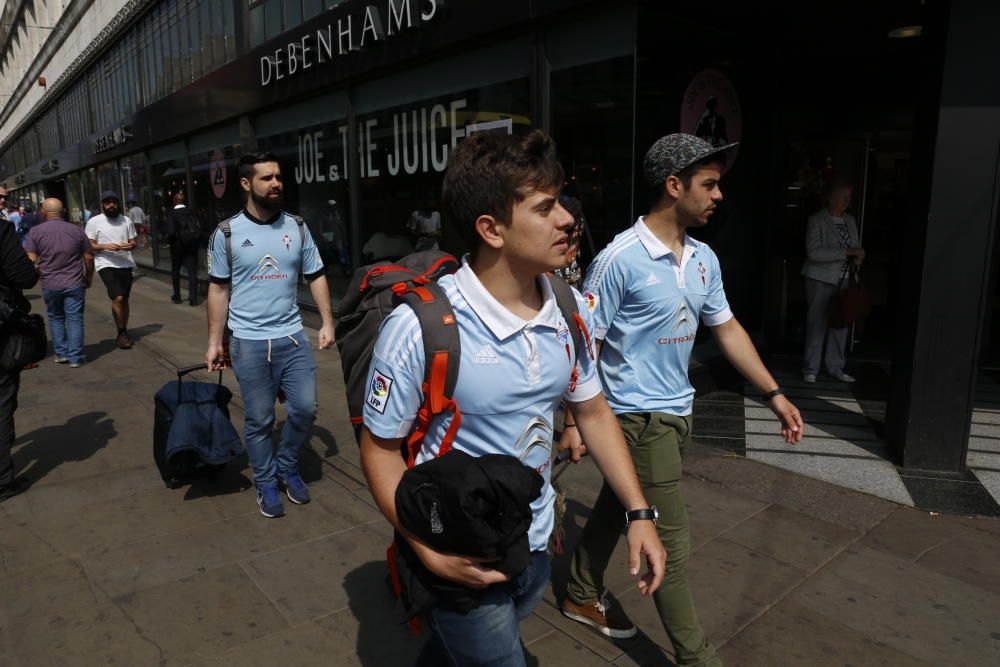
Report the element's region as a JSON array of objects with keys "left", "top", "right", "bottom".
[{"left": 1, "top": 0, "right": 997, "bottom": 479}]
